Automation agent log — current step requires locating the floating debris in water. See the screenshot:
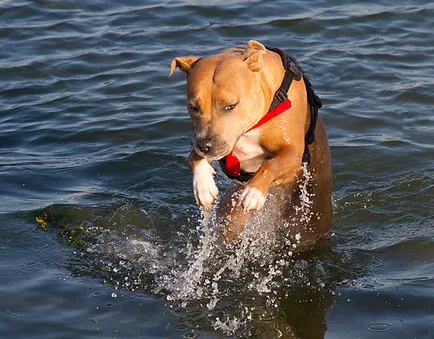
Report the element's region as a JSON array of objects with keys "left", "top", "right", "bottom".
[{"left": 35, "top": 212, "right": 48, "bottom": 230}]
